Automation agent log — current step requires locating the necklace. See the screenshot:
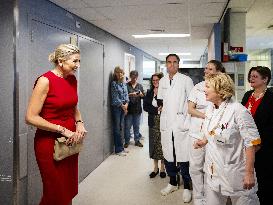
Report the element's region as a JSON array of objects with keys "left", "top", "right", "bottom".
[
  {"left": 53, "top": 69, "right": 64, "bottom": 78},
  {"left": 253, "top": 88, "right": 267, "bottom": 99},
  {"left": 207, "top": 100, "right": 229, "bottom": 136},
  {"left": 247, "top": 89, "right": 266, "bottom": 111}
]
